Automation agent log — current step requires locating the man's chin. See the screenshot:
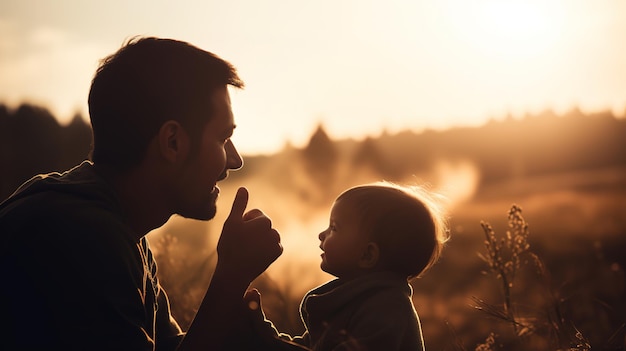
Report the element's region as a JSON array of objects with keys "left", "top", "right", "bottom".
[
  {"left": 179, "top": 203, "right": 217, "bottom": 221},
  {"left": 191, "top": 209, "right": 217, "bottom": 221}
]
